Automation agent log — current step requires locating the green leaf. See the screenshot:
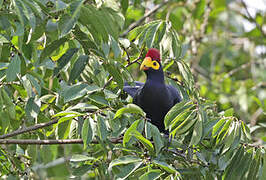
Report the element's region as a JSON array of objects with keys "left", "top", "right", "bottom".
[
  {"left": 60, "top": 0, "right": 84, "bottom": 37},
  {"left": 152, "top": 160, "right": 177, "bottom": 174},
  {"left": 97, "top": 115, "right": 108, "bottom": 141},
  {"left": 189, "top": 112, "right": 203, "bottom": 146},
  {"left": 6, "top": 54, "right": 21, "bottom": 82},
  {"left": 131, "top": 130, "right": 154, "bottom": 153},
  {"left": 70, "top": 154, "right": 95, "bottom": 162},
  {"left": 12, "top": 0, "right": 27, "bottom": 27},
  {"left": 25, "top": 97, "right": 41, "bottom": 122},
  {"left": 26, "top": 74, "right": 41, "bottom": 96},
  {"left": 224, "top": 146, "right": 244, "bottom": 179},
  {"left": 212, "top": 118, "right": 226, "bottom": 137},
  {"left": 260, "top": 152, "right": 266, "bottom": 180},
  {"left": 193, "top": 0, "right": 206, "bottom": 19},
  {"left": 114, "top": 104, "right": 145, "bottom": 119},
  {"left": 109, "top": 155, "right": 142, "bottom": 169},
  {"left": 121, "top": 0, "right": 128, "bottom": 14},
  {"left": 104, "top": 63, "right": 124, "bottom": 89},
  {"left": 146, "top": 22, "right": 161, "bottom": 48},
  {"left": 139, "top": 169, "right": 161, "bottom": 180},
  {"left": 123, "top": 120, "right": 143, "bottom": 146},
  {"left": 116, "top": 161, "right": 143, "bottom": 180},
  {"left": 39, "top": 37, "right": 68, "bottom": 63},
  {"left": 53, "top": 48, "right": 79, "bottom": 76},
  {"left": 150, "top": 123, "right": 164, "bottom": 155},
  {"left": 164, "top": 100, "right": 193, "bottom": 129},
  {"left": 67, "top": 103, "right": 98, "bottom": 111},
  {"left": 170, "top": 110, "right": 197, "bottom": 136},
  {"left": 62, "top": 83, "right": 100, "bottom": 103},
  {"left": 1, "top": 88, "right": 16, "bottom": 120},
  {"left": 52, "top": 111, "right": 83, "bottom": 118},
  {"left": 69, "top": 55, "right": 89, "bottom": 83},
  {"left": 82, "top": 117, "right": 93, "bottom": 149}
]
